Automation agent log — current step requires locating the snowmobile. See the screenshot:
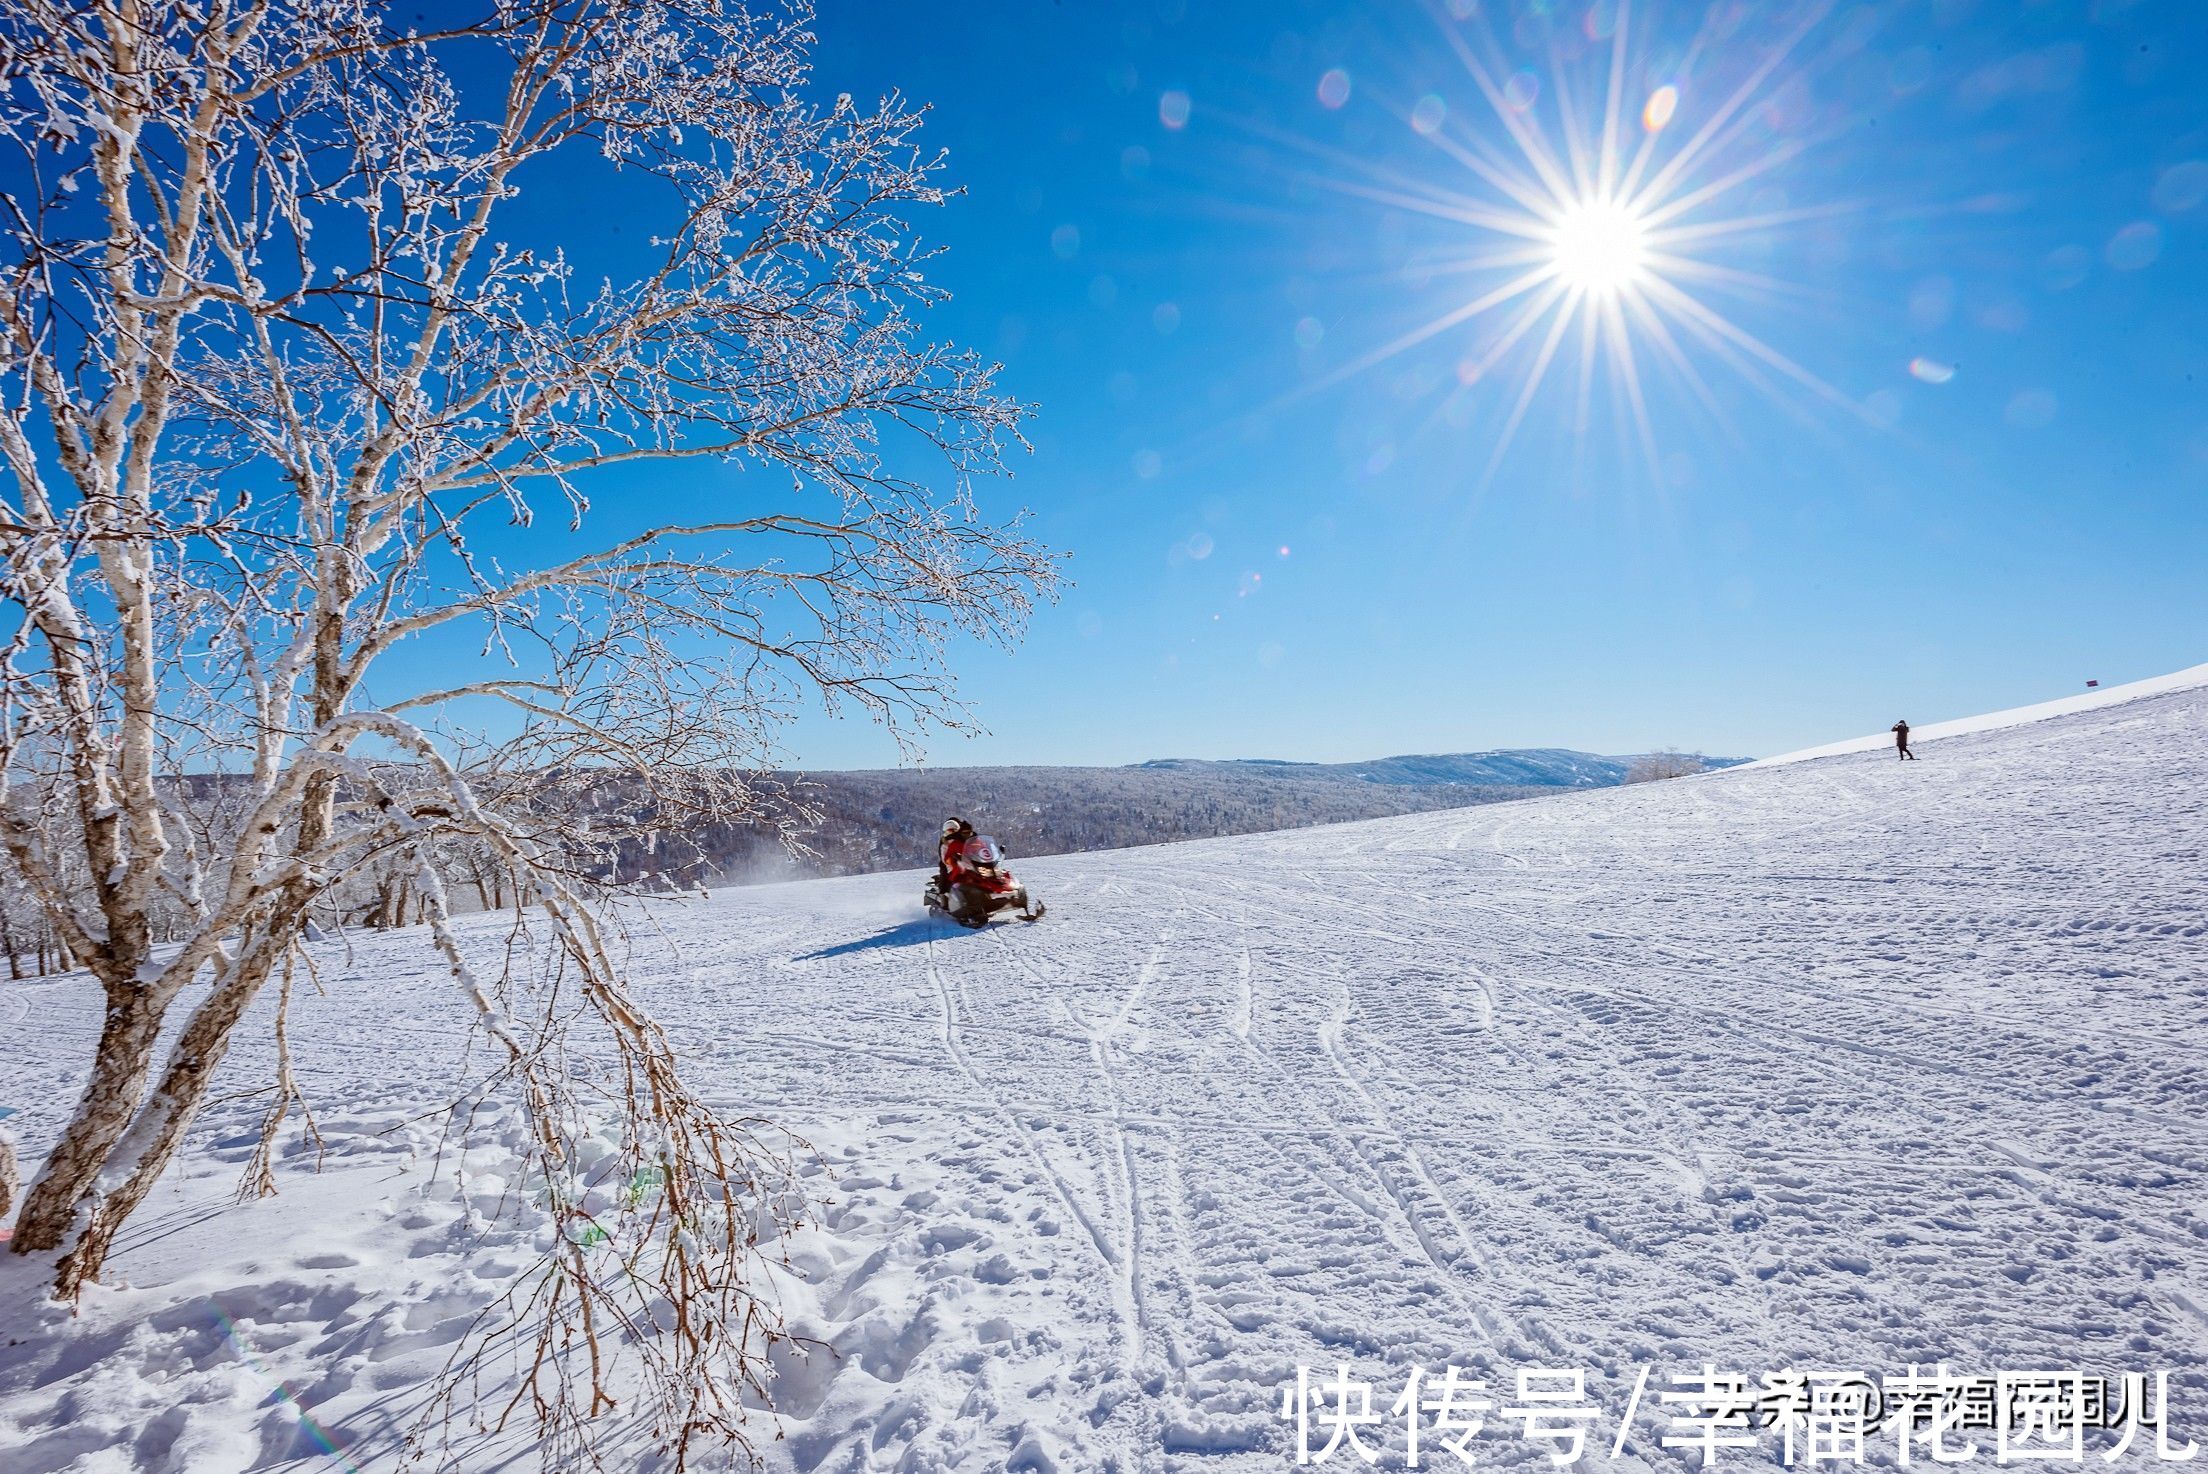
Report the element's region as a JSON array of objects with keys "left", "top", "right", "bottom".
[{"left": 923, "top": 834, "right": 1045, "bottom": 928}]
